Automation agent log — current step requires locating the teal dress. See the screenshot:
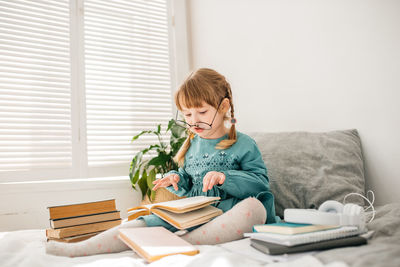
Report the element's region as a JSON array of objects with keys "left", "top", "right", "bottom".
[{"left": 140, "top": 132, "right": 278, "bottom": 231}]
